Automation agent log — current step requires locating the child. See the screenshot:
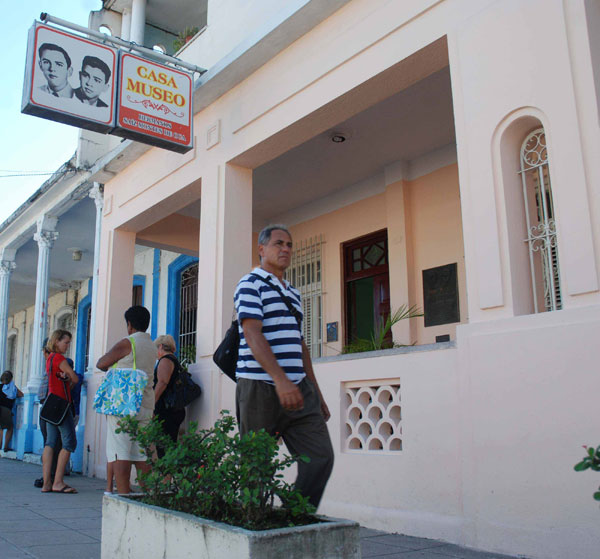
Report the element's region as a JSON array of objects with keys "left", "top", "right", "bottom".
[{"left": 0, "top": 371, "right": 24, "bottom": 452}]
